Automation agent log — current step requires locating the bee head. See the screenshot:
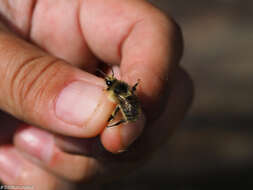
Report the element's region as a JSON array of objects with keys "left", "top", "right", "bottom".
[
  {"left": 105, "top": 76, "right": 116, "bottom": 89},
  {"left": 97, "top": 68, "right": 117, "bottom": 90}
]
